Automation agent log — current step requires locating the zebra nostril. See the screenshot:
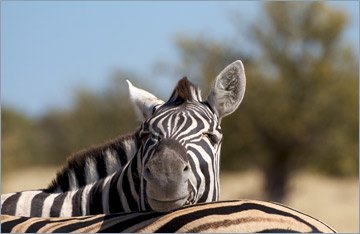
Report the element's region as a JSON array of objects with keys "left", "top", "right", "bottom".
[
  {"left": 183, "top": 165, "right": 189, "bottom": 172},
  {"left": 144, "top": 166, "right": 151, "bottom": 179}
]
